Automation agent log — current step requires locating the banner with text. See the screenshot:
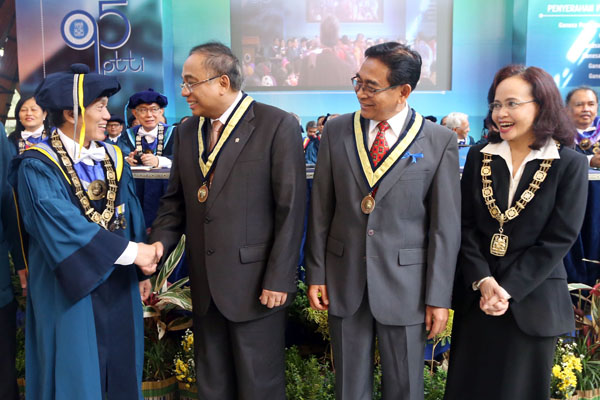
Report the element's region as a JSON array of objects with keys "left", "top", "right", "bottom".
[
  {"left": 15, "top": 0, "right": 164, "bottom": 119},
  {"left": 527, "top": 1, "right": 600, "bottom": 88}
]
